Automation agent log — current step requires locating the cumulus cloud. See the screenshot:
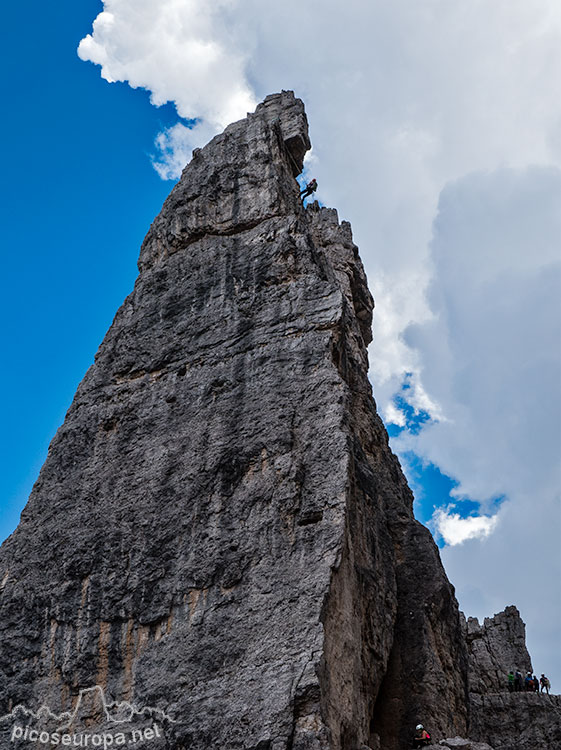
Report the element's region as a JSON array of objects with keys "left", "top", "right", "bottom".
[
  {"left": 78, "top": 0, "right": 257, "bottom": 128},
  {"left": 433, "top": 507, "right": 500, "bottom": 546},
  {"left": 78, "top": 1, "right": 561, "bottom": 682},
  {"left": 151, "top": 121, "right": 218, "bottom": 179}
]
